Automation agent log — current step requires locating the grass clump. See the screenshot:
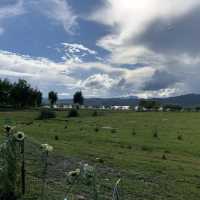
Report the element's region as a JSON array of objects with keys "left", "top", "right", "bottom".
[
  {"left": 67, "top": 109, "right": 79, "bottom": 118},
  {"left": 141, "top": 145, "right": 152, "bottom": 152},
  {"left": 37, "top": 109, "right": 56, "bottom": 120},
  {"left": 94, "top": 127, "right": 99, "bottom": 132},
  {"left": 162, "top": 154, "right": 167, "bottom": 160},
  {"left": 111, "top": 128, "right": 117, "bottom": 133},
  {"left": 177, "top": 135, "right": 183, "bottom": 141},
  {"left": 153, "top": 128, "right": 158, "bottom": 138},
  {"left": 92, "top": 110, "right": 98, "bottom": 117},
  {"left": 132, "top": 128, "right": 136, "bottom": 136},
  {"left": 54, "top": 135, "right": 59, "bottom": 140}
]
